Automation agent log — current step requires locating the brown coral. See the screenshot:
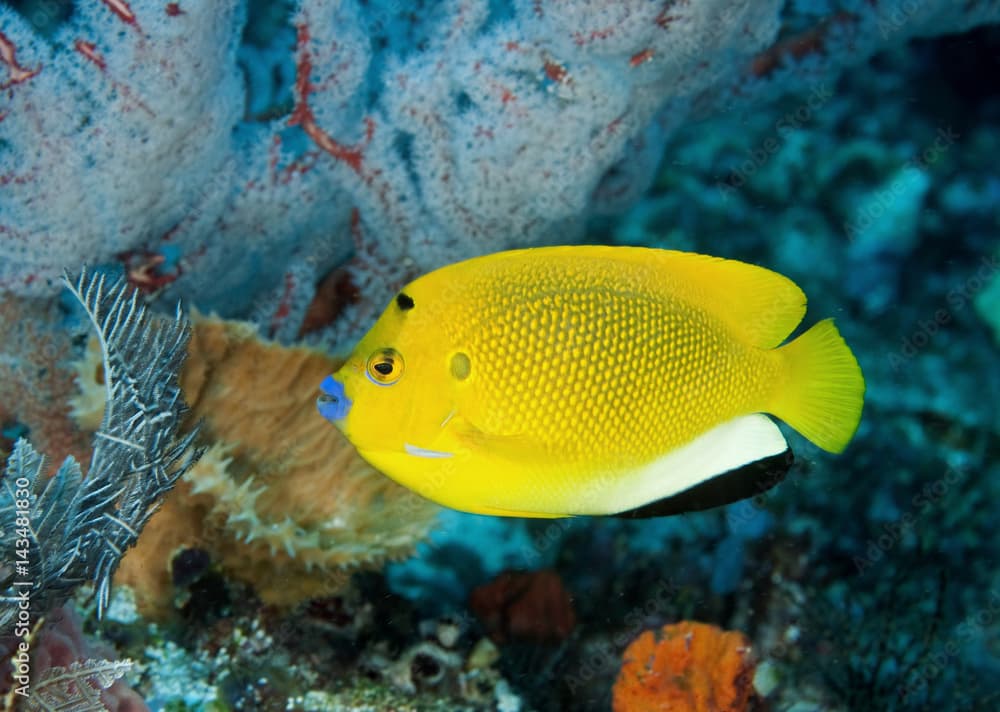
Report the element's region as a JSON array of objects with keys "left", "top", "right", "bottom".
[
  {"left": 469, "top": 570, "right": 576, "bottom": 644},
  {"left": 612, "top": 621, "right": 756, "bottom": 712},
  {"left": 73, "top": 313, "right": 439, "bottom": 614}
]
